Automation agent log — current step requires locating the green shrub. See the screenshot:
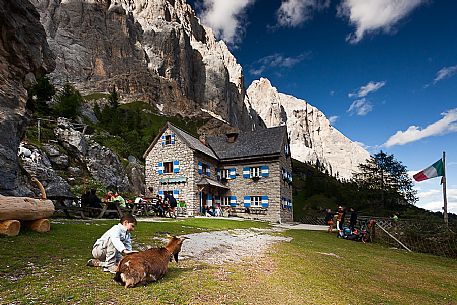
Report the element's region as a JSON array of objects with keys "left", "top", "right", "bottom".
[
  {"left": 53, "top": 83, "right": 82, "bottom": 119},
  {"left": 28, "top": 77, "right": 56, "bottom": 115}
]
